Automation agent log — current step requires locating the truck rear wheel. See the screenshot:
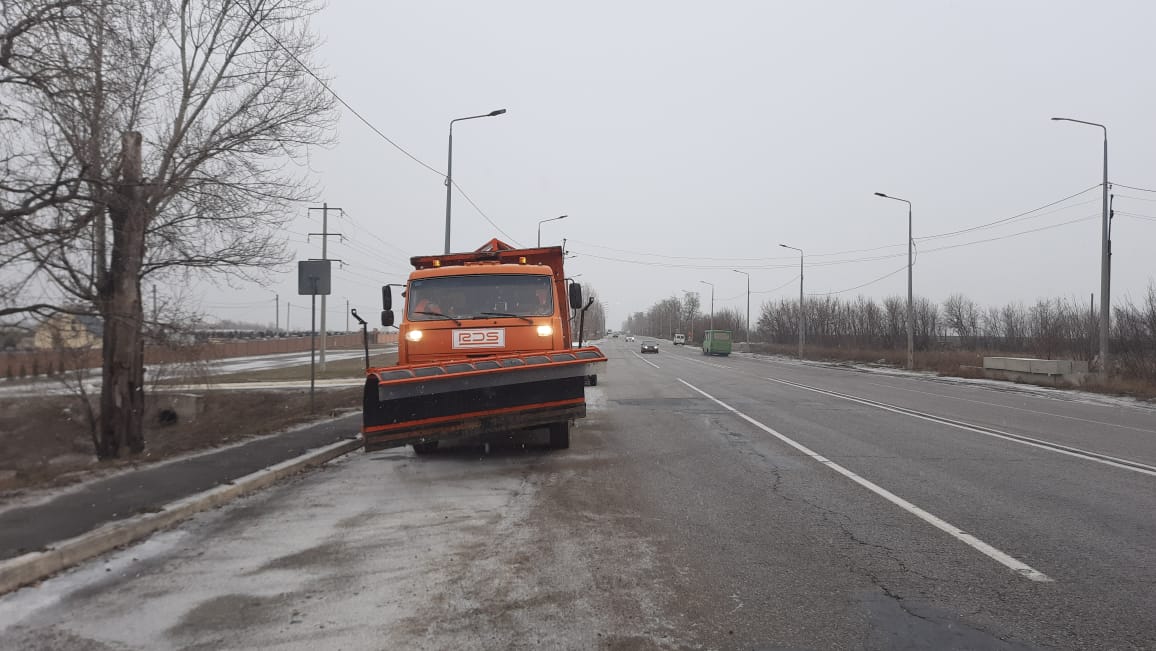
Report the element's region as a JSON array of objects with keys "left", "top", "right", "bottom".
[
  {"left": 548, "top": 421, "right": 570, "bottom": 450},
  {"left": 587, "top": 374, "right": 598, "bottom": 386},
  {"left": 412, "top": 441, "right": 439, "bottom": 455}
]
